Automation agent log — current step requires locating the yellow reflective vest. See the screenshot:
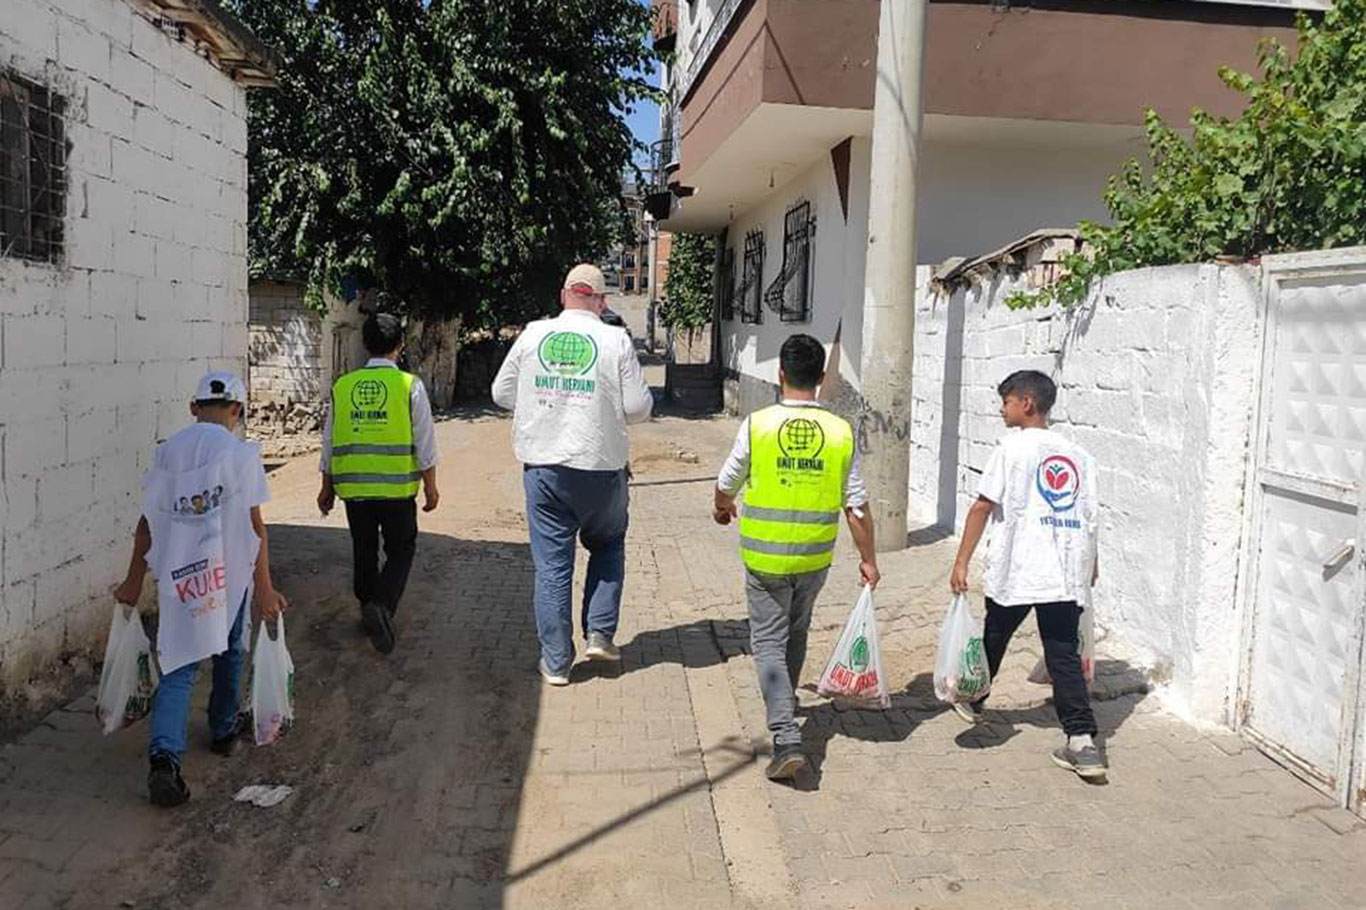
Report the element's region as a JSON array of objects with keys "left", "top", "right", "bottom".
[
  {"left": 330, "top": 367, "right": 420, "bottom": 500},
  {"left": 739, "top": 404, "right": 854, "bottom": 575}
]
